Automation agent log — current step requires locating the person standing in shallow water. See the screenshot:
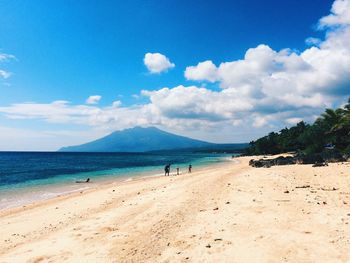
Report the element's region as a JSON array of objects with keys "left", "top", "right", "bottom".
[
  {"left": 176, "top": 167, "right": 179, "bottom": 175},
  {"left": 188, "top": 164, "right": 192, "bottom": 173},
  {"left": 164, "top": 164, "right": 170, "bottom": 176}
]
